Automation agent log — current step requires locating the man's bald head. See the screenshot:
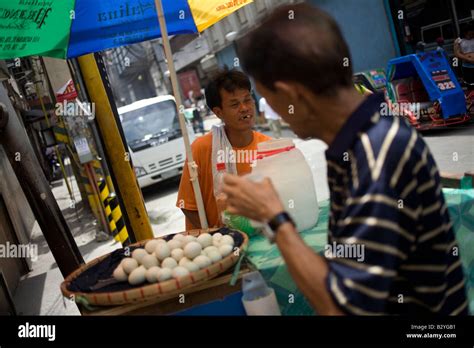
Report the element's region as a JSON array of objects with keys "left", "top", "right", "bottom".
[{"left": 238, "top": 3, "right": 353, "bottom": 97}]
